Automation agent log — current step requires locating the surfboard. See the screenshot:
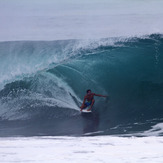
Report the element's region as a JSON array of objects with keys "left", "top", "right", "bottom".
[
  {"left": 81, "top": 109, "right": 92, "bottom": 113},
  {"left": 81, "top": 107, "right": 92, "bottom": 113}
]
